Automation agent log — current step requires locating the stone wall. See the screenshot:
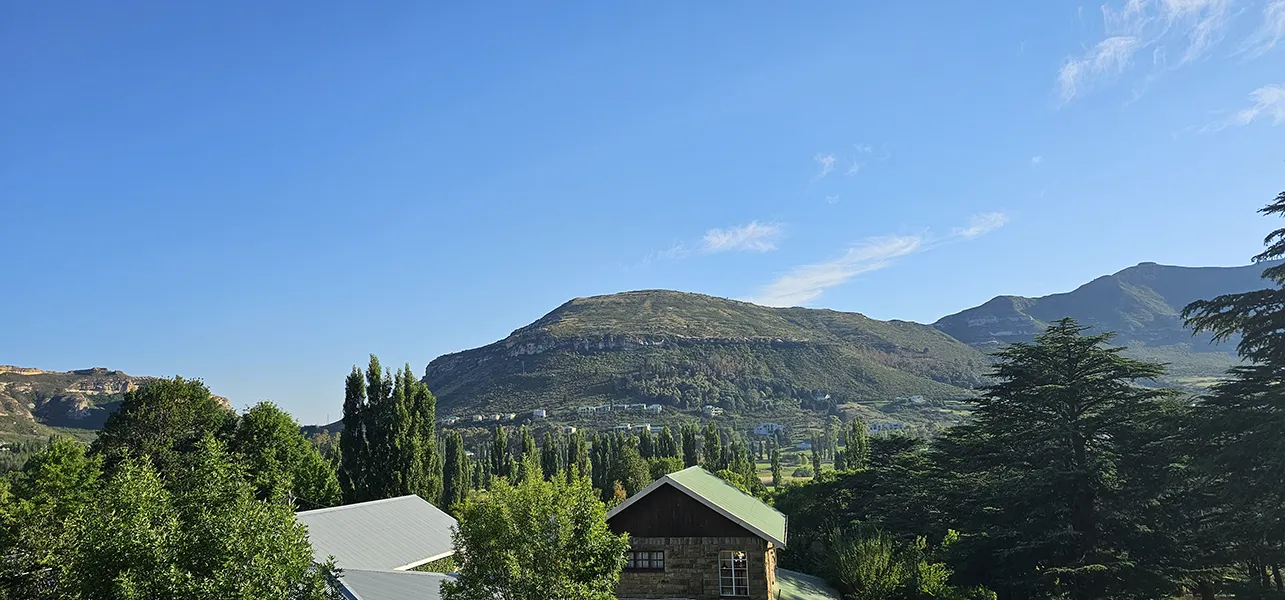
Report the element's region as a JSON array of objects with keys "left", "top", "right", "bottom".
[{"left": 616, "top": 536, "right": 776, "bottom": 600}]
